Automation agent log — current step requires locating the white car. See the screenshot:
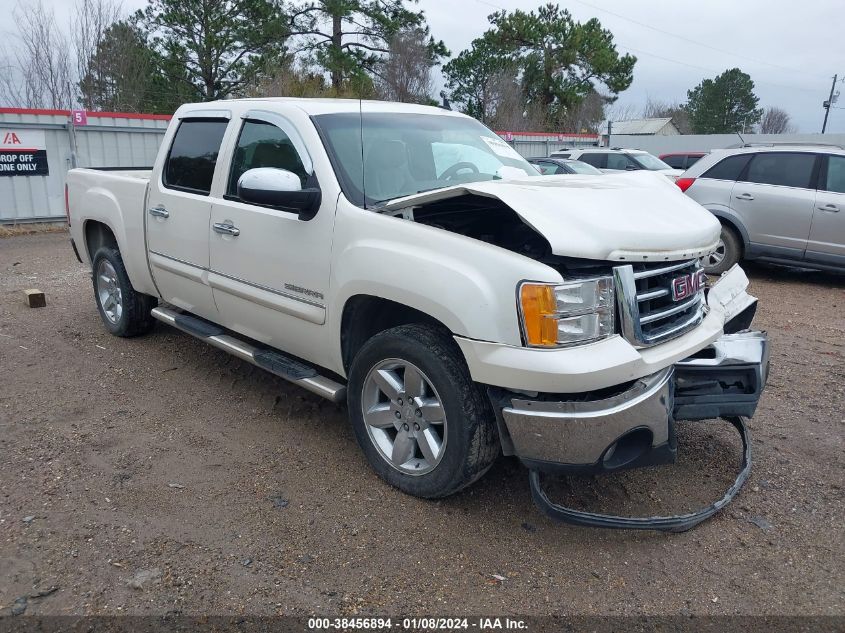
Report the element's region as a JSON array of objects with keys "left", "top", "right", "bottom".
[
  {"left": 552, "top": 147, "right": 684, "bottom": 180},
  {"left": 65, "top": 98, "right": 768, "bottom": 531}
]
